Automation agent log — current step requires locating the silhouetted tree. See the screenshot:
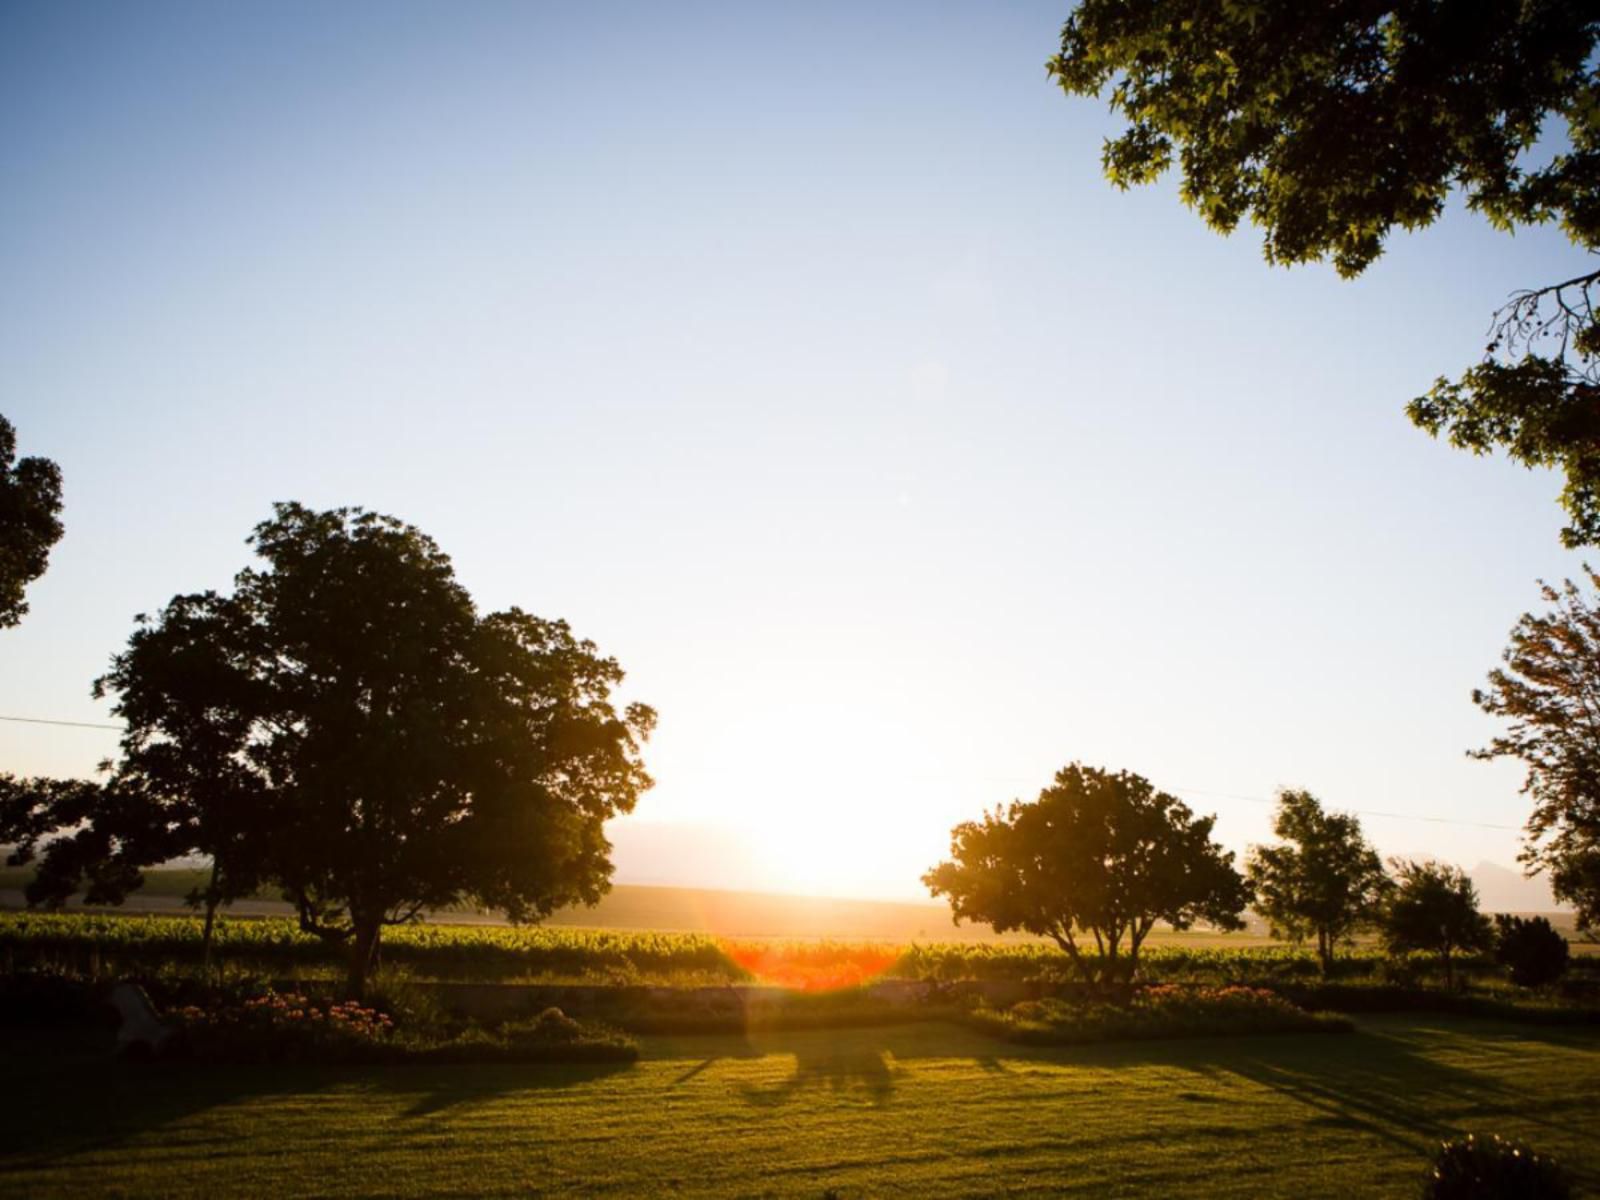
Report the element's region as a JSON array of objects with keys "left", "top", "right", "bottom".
[
  {"left": 1494, "top": 914, "right": 1570, "bottom": 988},
  {"left": 2, "top": 594, "right": 278, "bottom": 967},
  {"left": 1246, "top": 789, "right": 1391, "bottom": 975},
  {"left": 923, "top": 764, "right": 1250, "bottom": 984},
  {"left": 1049, "top": 3, "right": 1600, "bottom": 546},
  {"left": 1383, "top": 859, "right": 1494, "bottom": 989},
  {"left": 1473, "top": 569, "right": 1600, "bottom": 929},
  {"left": 12, "top": 503, "right": 655, "bottom": 995},
  {"left": 92, "top": 588, "right": 276, "bottom": 967},
  {"left": 0, "top": 775, "right": 151, "bottom": 906},
  {"left": 0, "top": 413, "right": 64, "bottom": 627}
]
